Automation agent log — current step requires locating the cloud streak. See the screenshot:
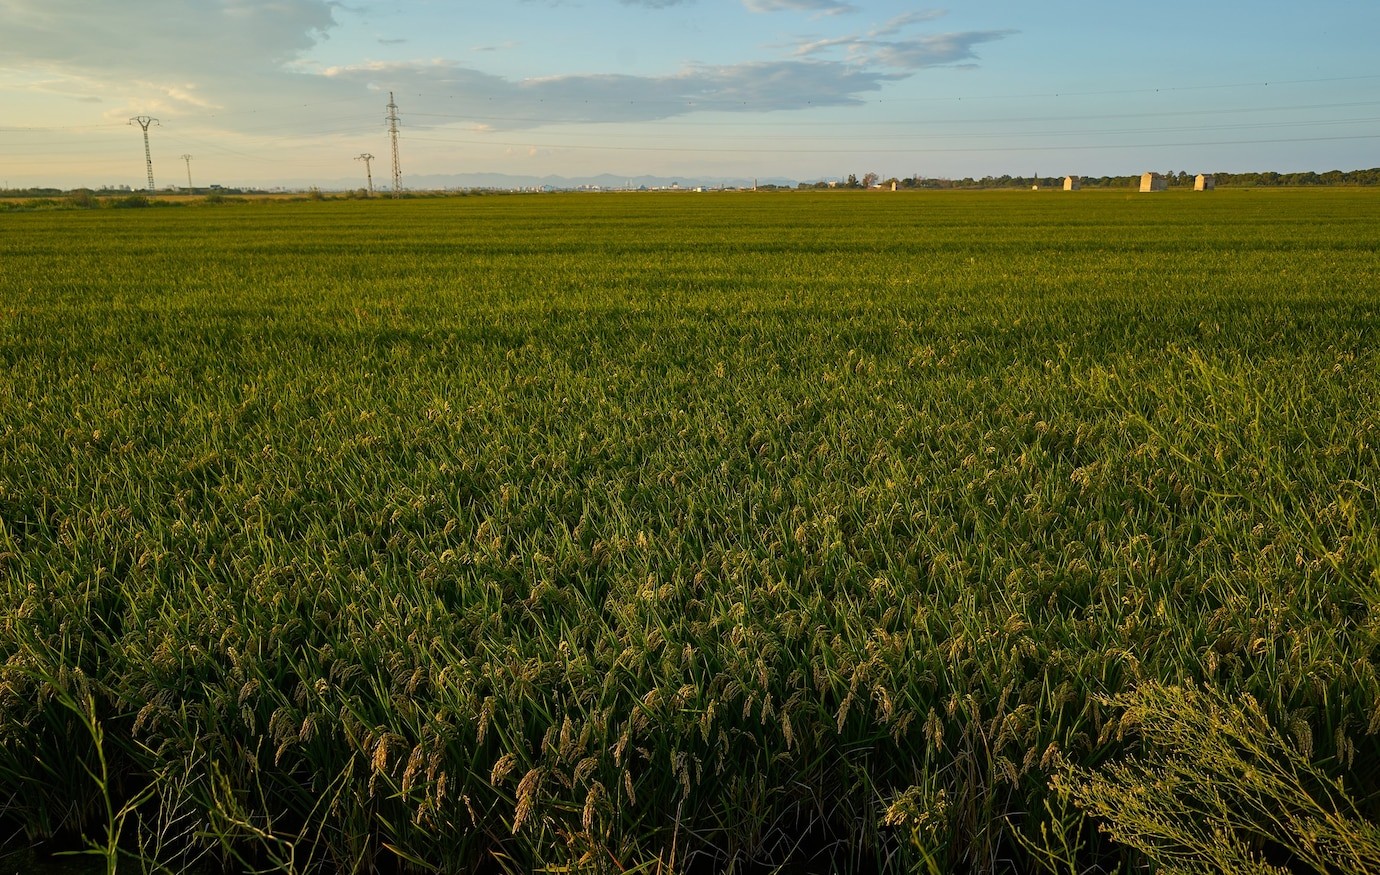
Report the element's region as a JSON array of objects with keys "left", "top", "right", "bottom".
[
  {"left": 745, "top": 0, "right": 858, "bottom": 15},
  {"left": 792, "top": 11, "right": 1014, "bottom": 71},
  {"left": 0, "top": 0, "right": 341, "bottom": 119},
  {"left": 864, "top": 31, "right": 1015, "bottom": 69},
  {"left": 326, "top": 58, "right": 900, "bottom": 128},
  {"left": 0, "top": 0, "right": 335, "bottom": 74},
  {"left": 0, "top": 0, "right": 1012, "bottom": 142}
]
